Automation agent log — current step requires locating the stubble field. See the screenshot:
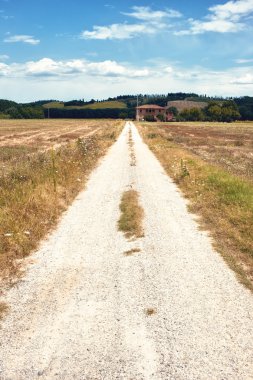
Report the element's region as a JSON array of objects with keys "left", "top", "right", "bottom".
[{"left": 158, "top": 121, "right": 253, "bottom": 181}]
